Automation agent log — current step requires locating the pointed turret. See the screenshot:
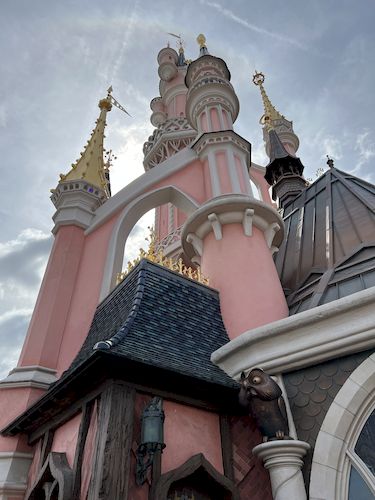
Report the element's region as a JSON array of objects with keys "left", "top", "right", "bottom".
[
  {"left": 253, "top": 71, "right": 299, "bottom": 157},
  {"left": 252, "top": 72, "right": 306, "bottom": 207},
  {"left": 59, "top": 90, "right": 112, "bottom": 198},
  {"left": 50, "top": 89, "right": 113, "bottom": 233},
  {"left": 265, "top": 128, "right": 306, "bottom": 207},
  {"left": 177, "top": 43, "right": 187, "bottom": 66}
]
